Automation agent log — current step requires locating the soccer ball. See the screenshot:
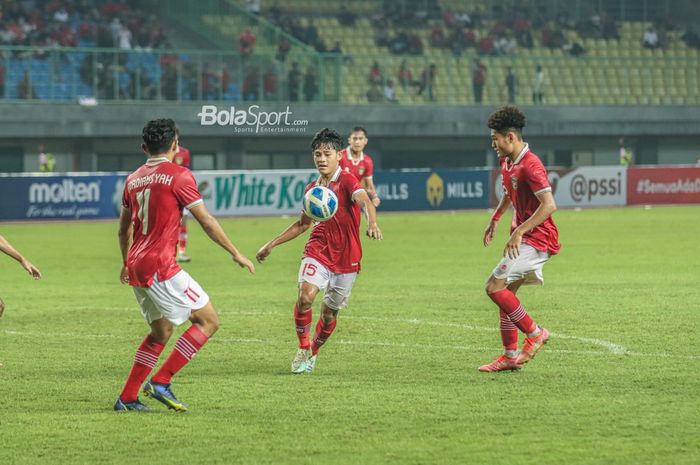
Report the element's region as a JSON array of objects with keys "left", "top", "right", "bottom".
[{"left": 303, "top": 186, "right": 338, "bottom": 222}]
